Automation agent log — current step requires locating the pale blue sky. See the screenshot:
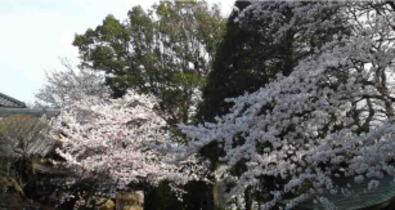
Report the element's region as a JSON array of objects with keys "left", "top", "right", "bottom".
[{"left": 0, "top": 0, "right": 233, "bottom": 104}]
